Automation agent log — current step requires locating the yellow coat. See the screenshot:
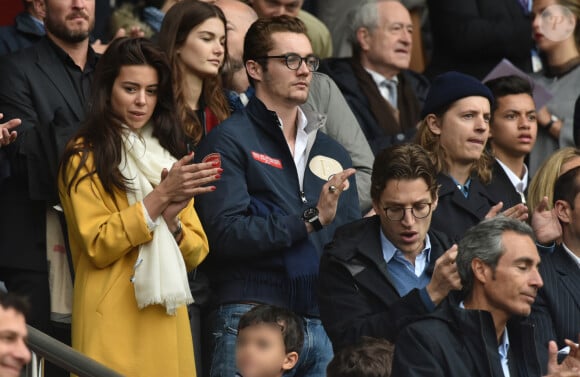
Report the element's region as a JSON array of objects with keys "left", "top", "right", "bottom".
[{"left": 59, "top": 151, "right": 209, "bottom": 377}]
